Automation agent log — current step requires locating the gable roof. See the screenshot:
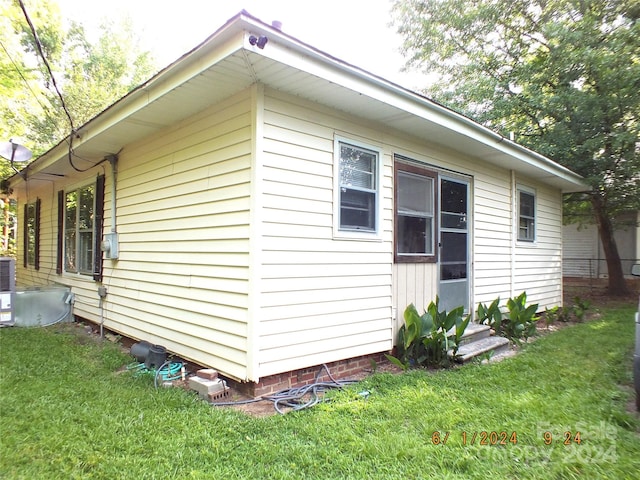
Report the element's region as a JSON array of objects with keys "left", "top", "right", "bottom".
[{"left": 10, "top": 10, "right": 586, "bottom": 192}]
